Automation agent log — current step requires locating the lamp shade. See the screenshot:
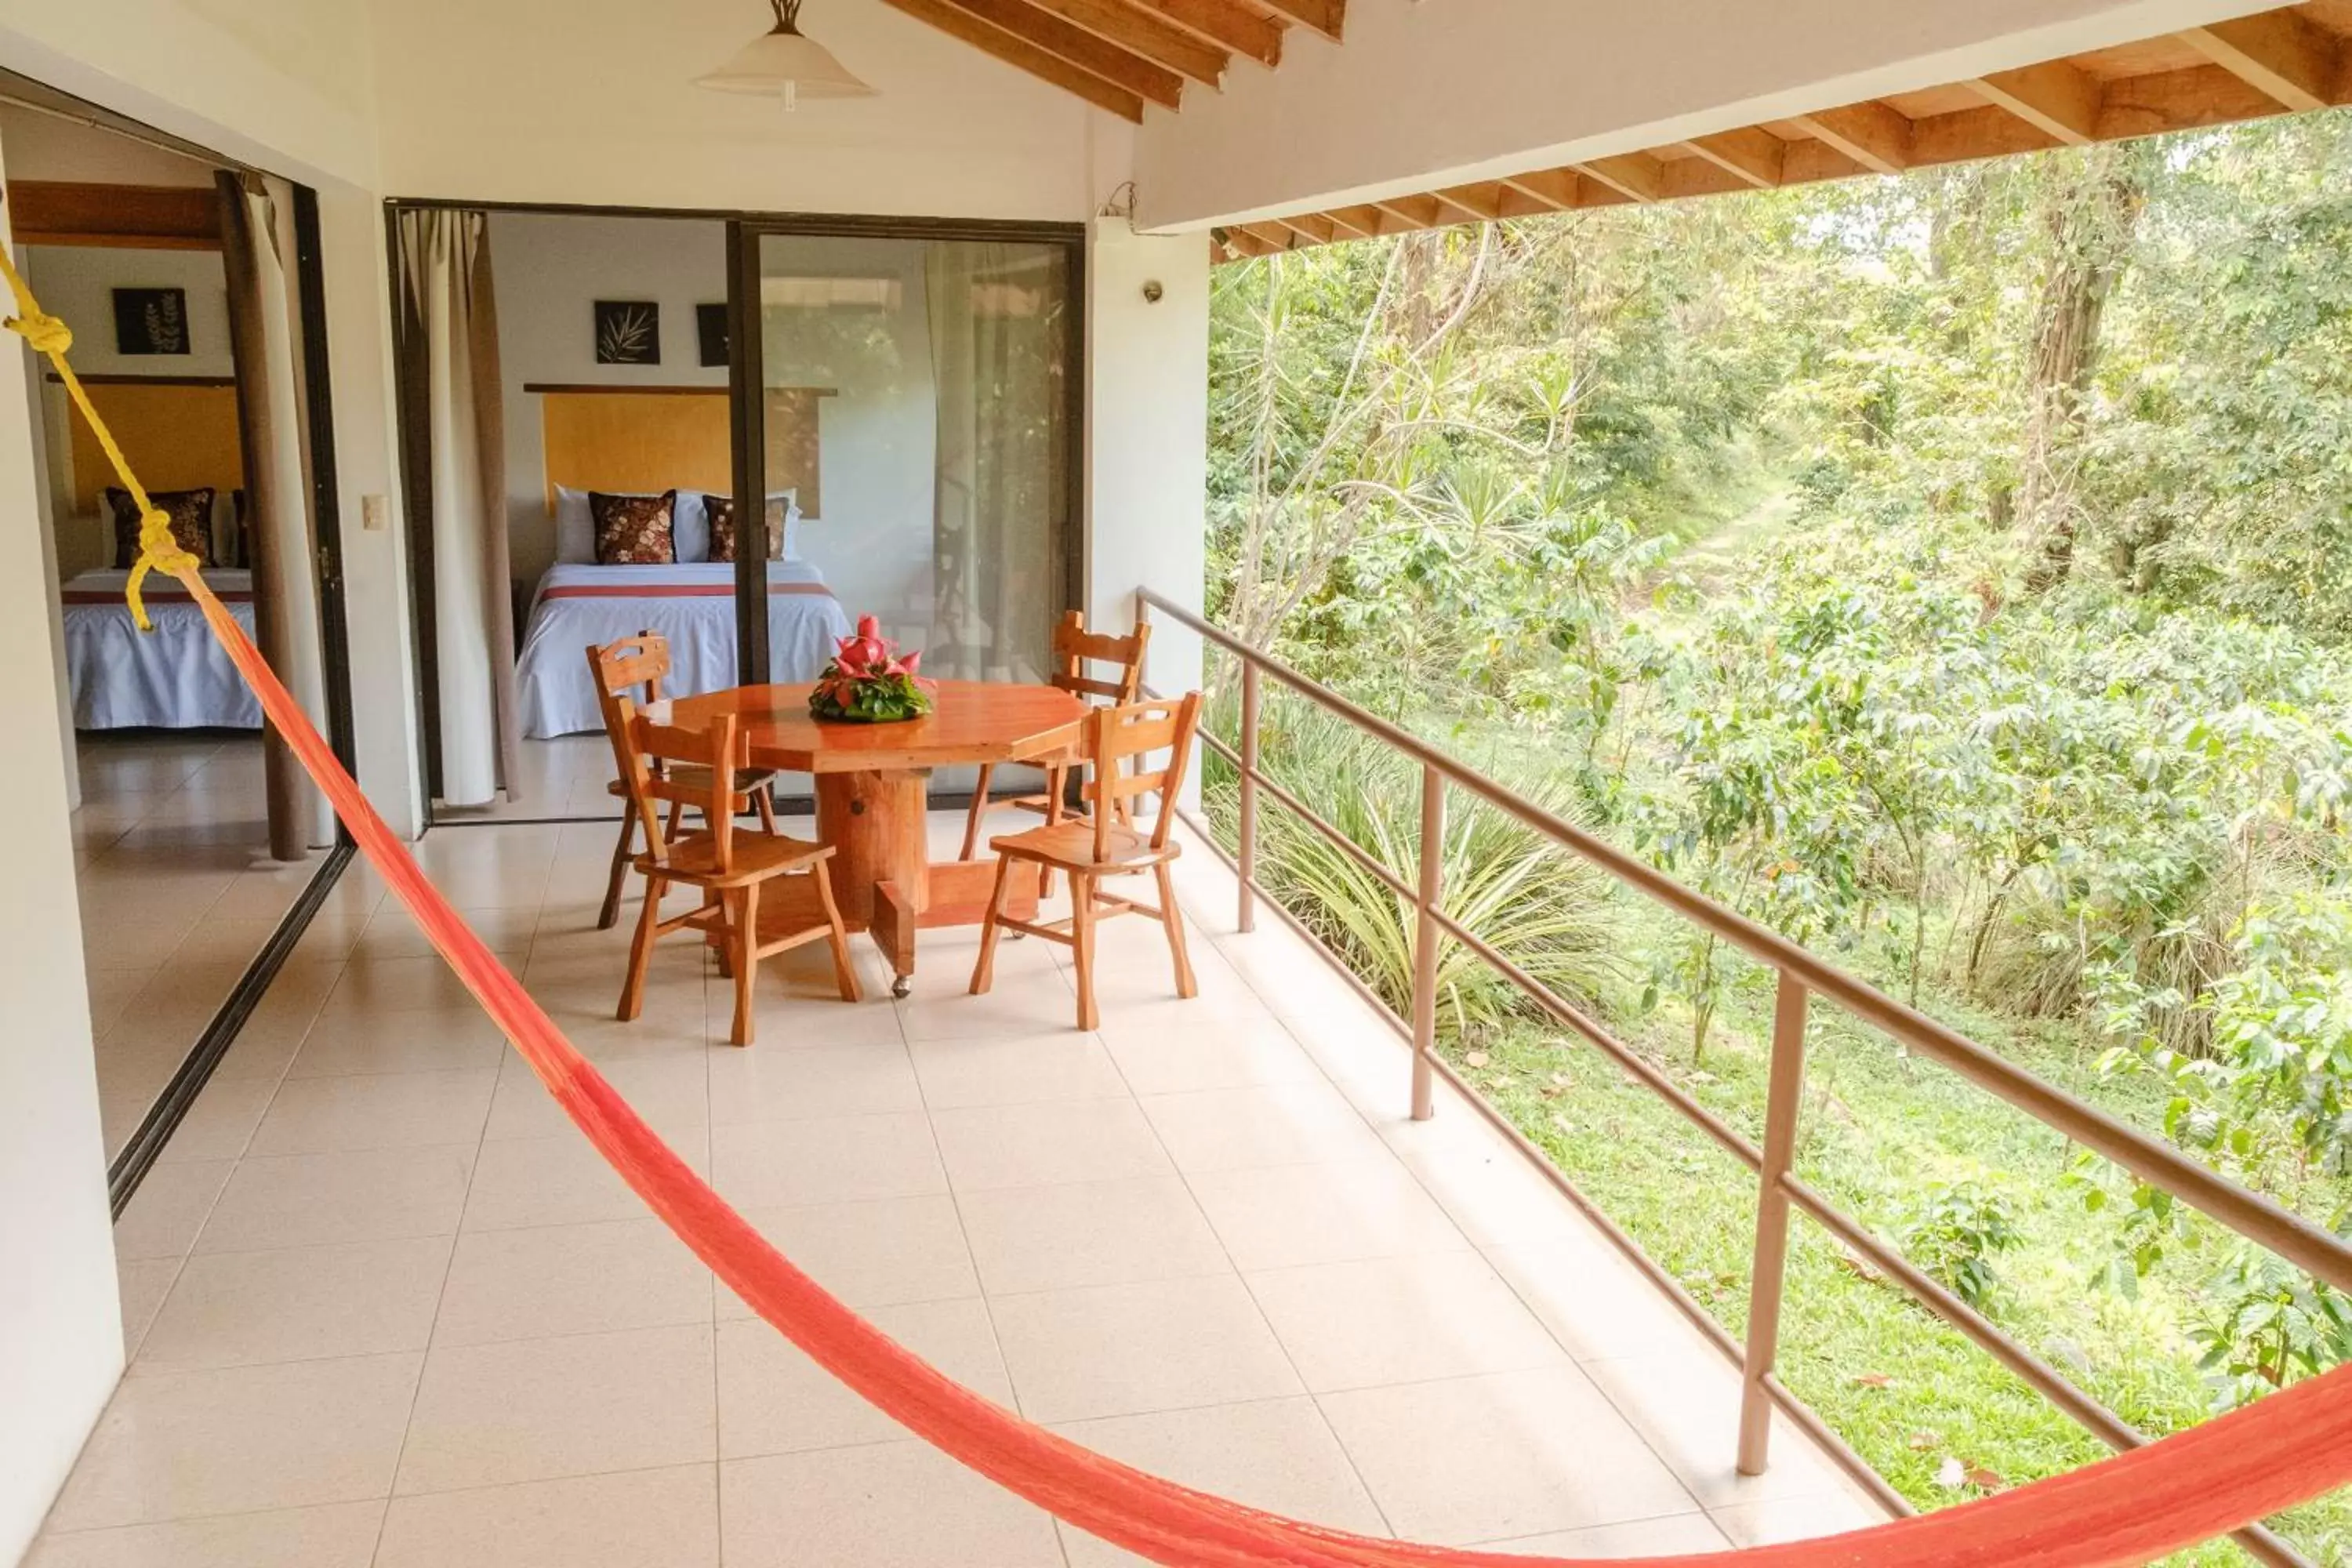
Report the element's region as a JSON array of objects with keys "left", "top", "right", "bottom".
[{"left": 696, "top": 16, "right": 875, "bottom": 101}]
